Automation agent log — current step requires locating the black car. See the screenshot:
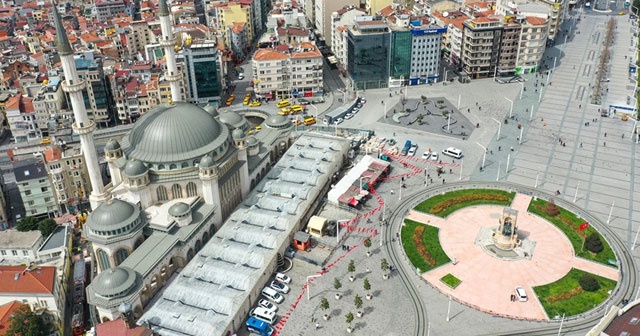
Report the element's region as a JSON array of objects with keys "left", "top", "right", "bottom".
[{"left": 324, "top": 221, "right": 337, "bottom": 237}]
